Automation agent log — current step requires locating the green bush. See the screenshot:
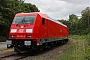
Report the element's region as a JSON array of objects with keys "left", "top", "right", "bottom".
[
  {"left": 0, "top": 36, "right": 6, "bottom": 42},
  {"left": 87, "top": 33, "right": 90, "bottom": 46}
]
